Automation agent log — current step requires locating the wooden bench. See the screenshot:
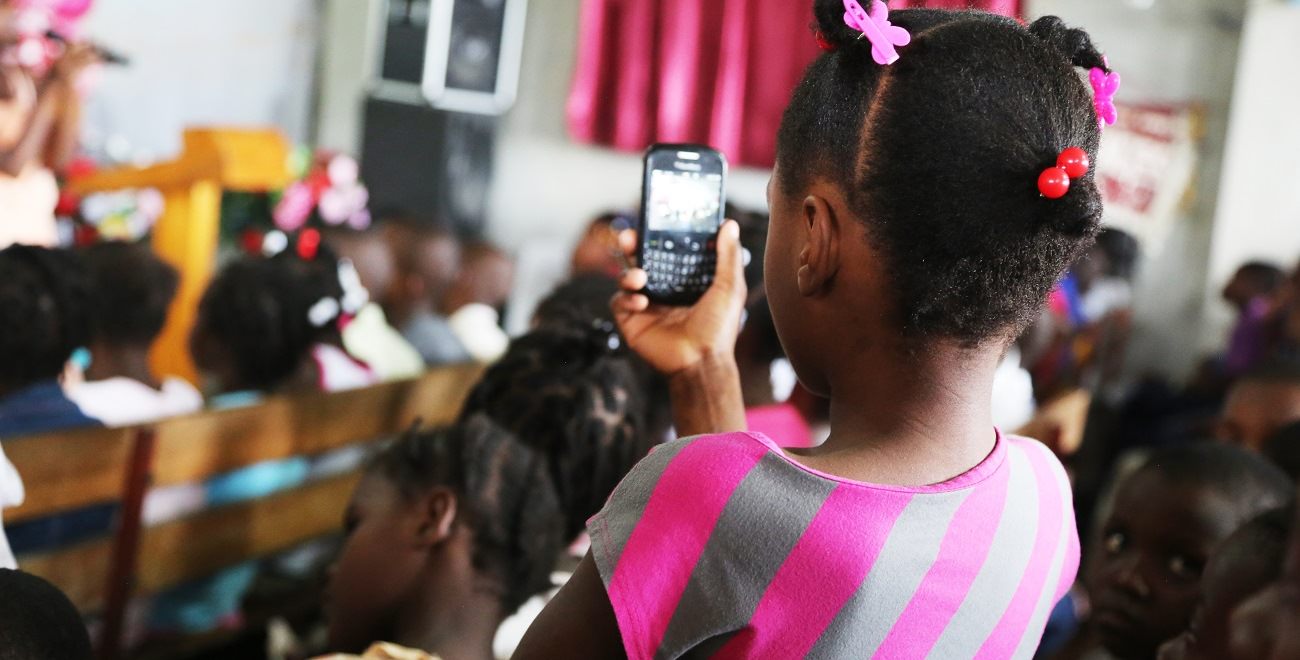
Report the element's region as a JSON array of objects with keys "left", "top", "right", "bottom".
[{"left": 3, "top": 365, "right": 482, "bottom": 659}]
